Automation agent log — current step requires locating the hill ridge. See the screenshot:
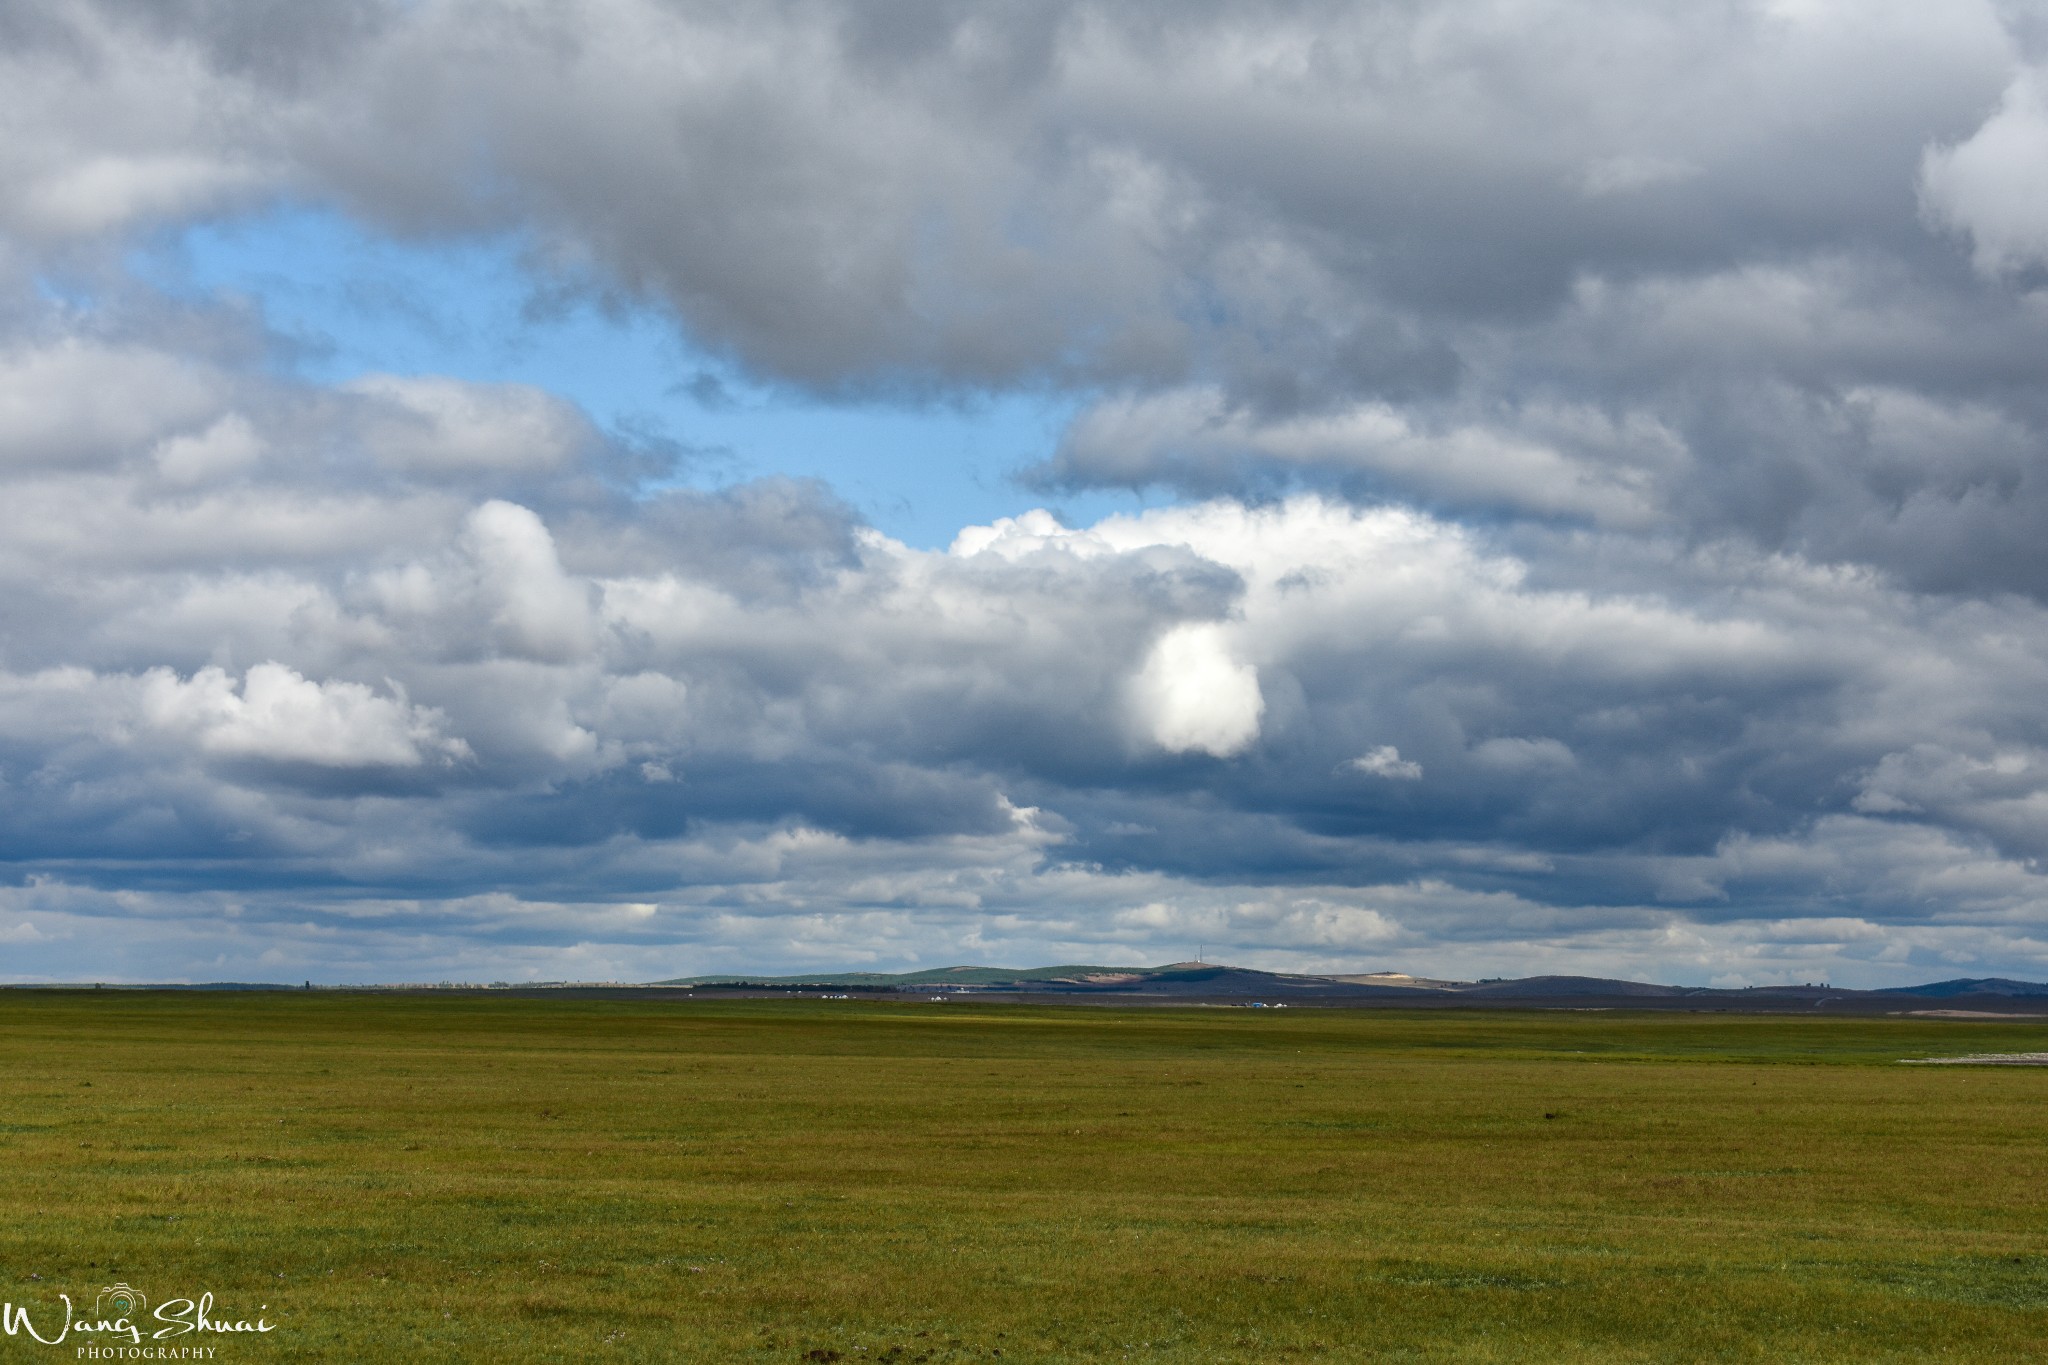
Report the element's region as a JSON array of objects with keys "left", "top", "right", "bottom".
[{"left": 655, "top": 962, "right": 2048, "bottom": 999}]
